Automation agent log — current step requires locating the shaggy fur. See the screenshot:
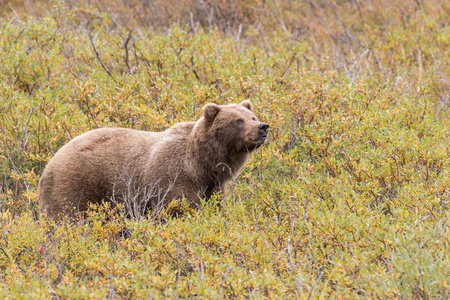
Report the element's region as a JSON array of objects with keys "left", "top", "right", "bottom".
[{"left": 39, "top": 101, "right": 269, "bottom": 218}]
